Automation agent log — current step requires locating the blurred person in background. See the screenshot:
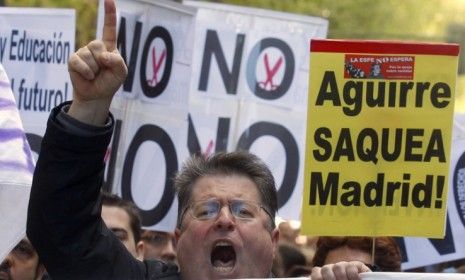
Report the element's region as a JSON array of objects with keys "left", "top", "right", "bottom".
[
  {"left": 458, "top": 263, "right": 465, "bottom": 273},
  {"left": 278, "top": 221, "right": 299, "bottom": 244},
  {"left": 273, "top": 243, "right": 311, "bottom": 277},
  {"left": 0, "top": 238, "right": 46, "bottom": 280},
  {"left": 312, "top": 236, "right": 402, "bottom": 272},
  {"left": 101, "top": 191, "right": 145, "bottom": 260},
  {"left": 141, "top": 230, "right": 176, "bottom": 263},
  {"left": 439, "top": 258, "right": 465, "bottom": 273}
]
